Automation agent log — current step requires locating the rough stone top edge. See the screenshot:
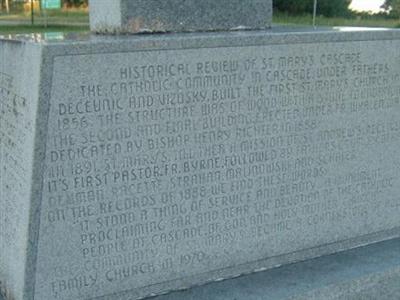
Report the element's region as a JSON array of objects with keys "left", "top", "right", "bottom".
[
  {"left": 1, "top": 27, "right": 400, "bottom": 45},
  {"left": 0, "top": 26, "right": 400, "bottom": 53},
  {"left": 92, "top": 24, "right": 273, "bottom": 35}
]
